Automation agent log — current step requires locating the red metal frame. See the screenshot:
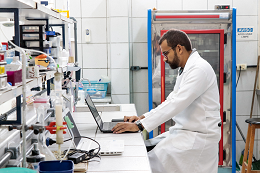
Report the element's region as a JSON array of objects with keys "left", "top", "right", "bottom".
[
  {"left": 161, "top": 56, "right": 166, "bottom": 133},
  {"left": 156, "top": 15, "right": 220, "bottom": 19},
  {"left": 160, "top": 29, "right": 224, "bottom": 165}
]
